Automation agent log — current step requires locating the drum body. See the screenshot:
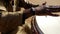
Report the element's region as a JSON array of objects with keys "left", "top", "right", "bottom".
[{"left": 35, "top": 16, "right": 60, "bottom": 34}]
